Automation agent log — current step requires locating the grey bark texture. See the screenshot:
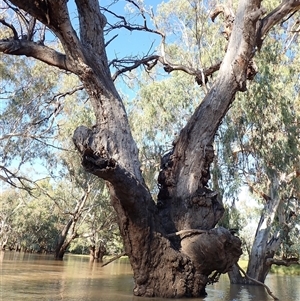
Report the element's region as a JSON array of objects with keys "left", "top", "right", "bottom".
[{"left": 1, "top": 0, "right": 299, "bottom": 297}]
